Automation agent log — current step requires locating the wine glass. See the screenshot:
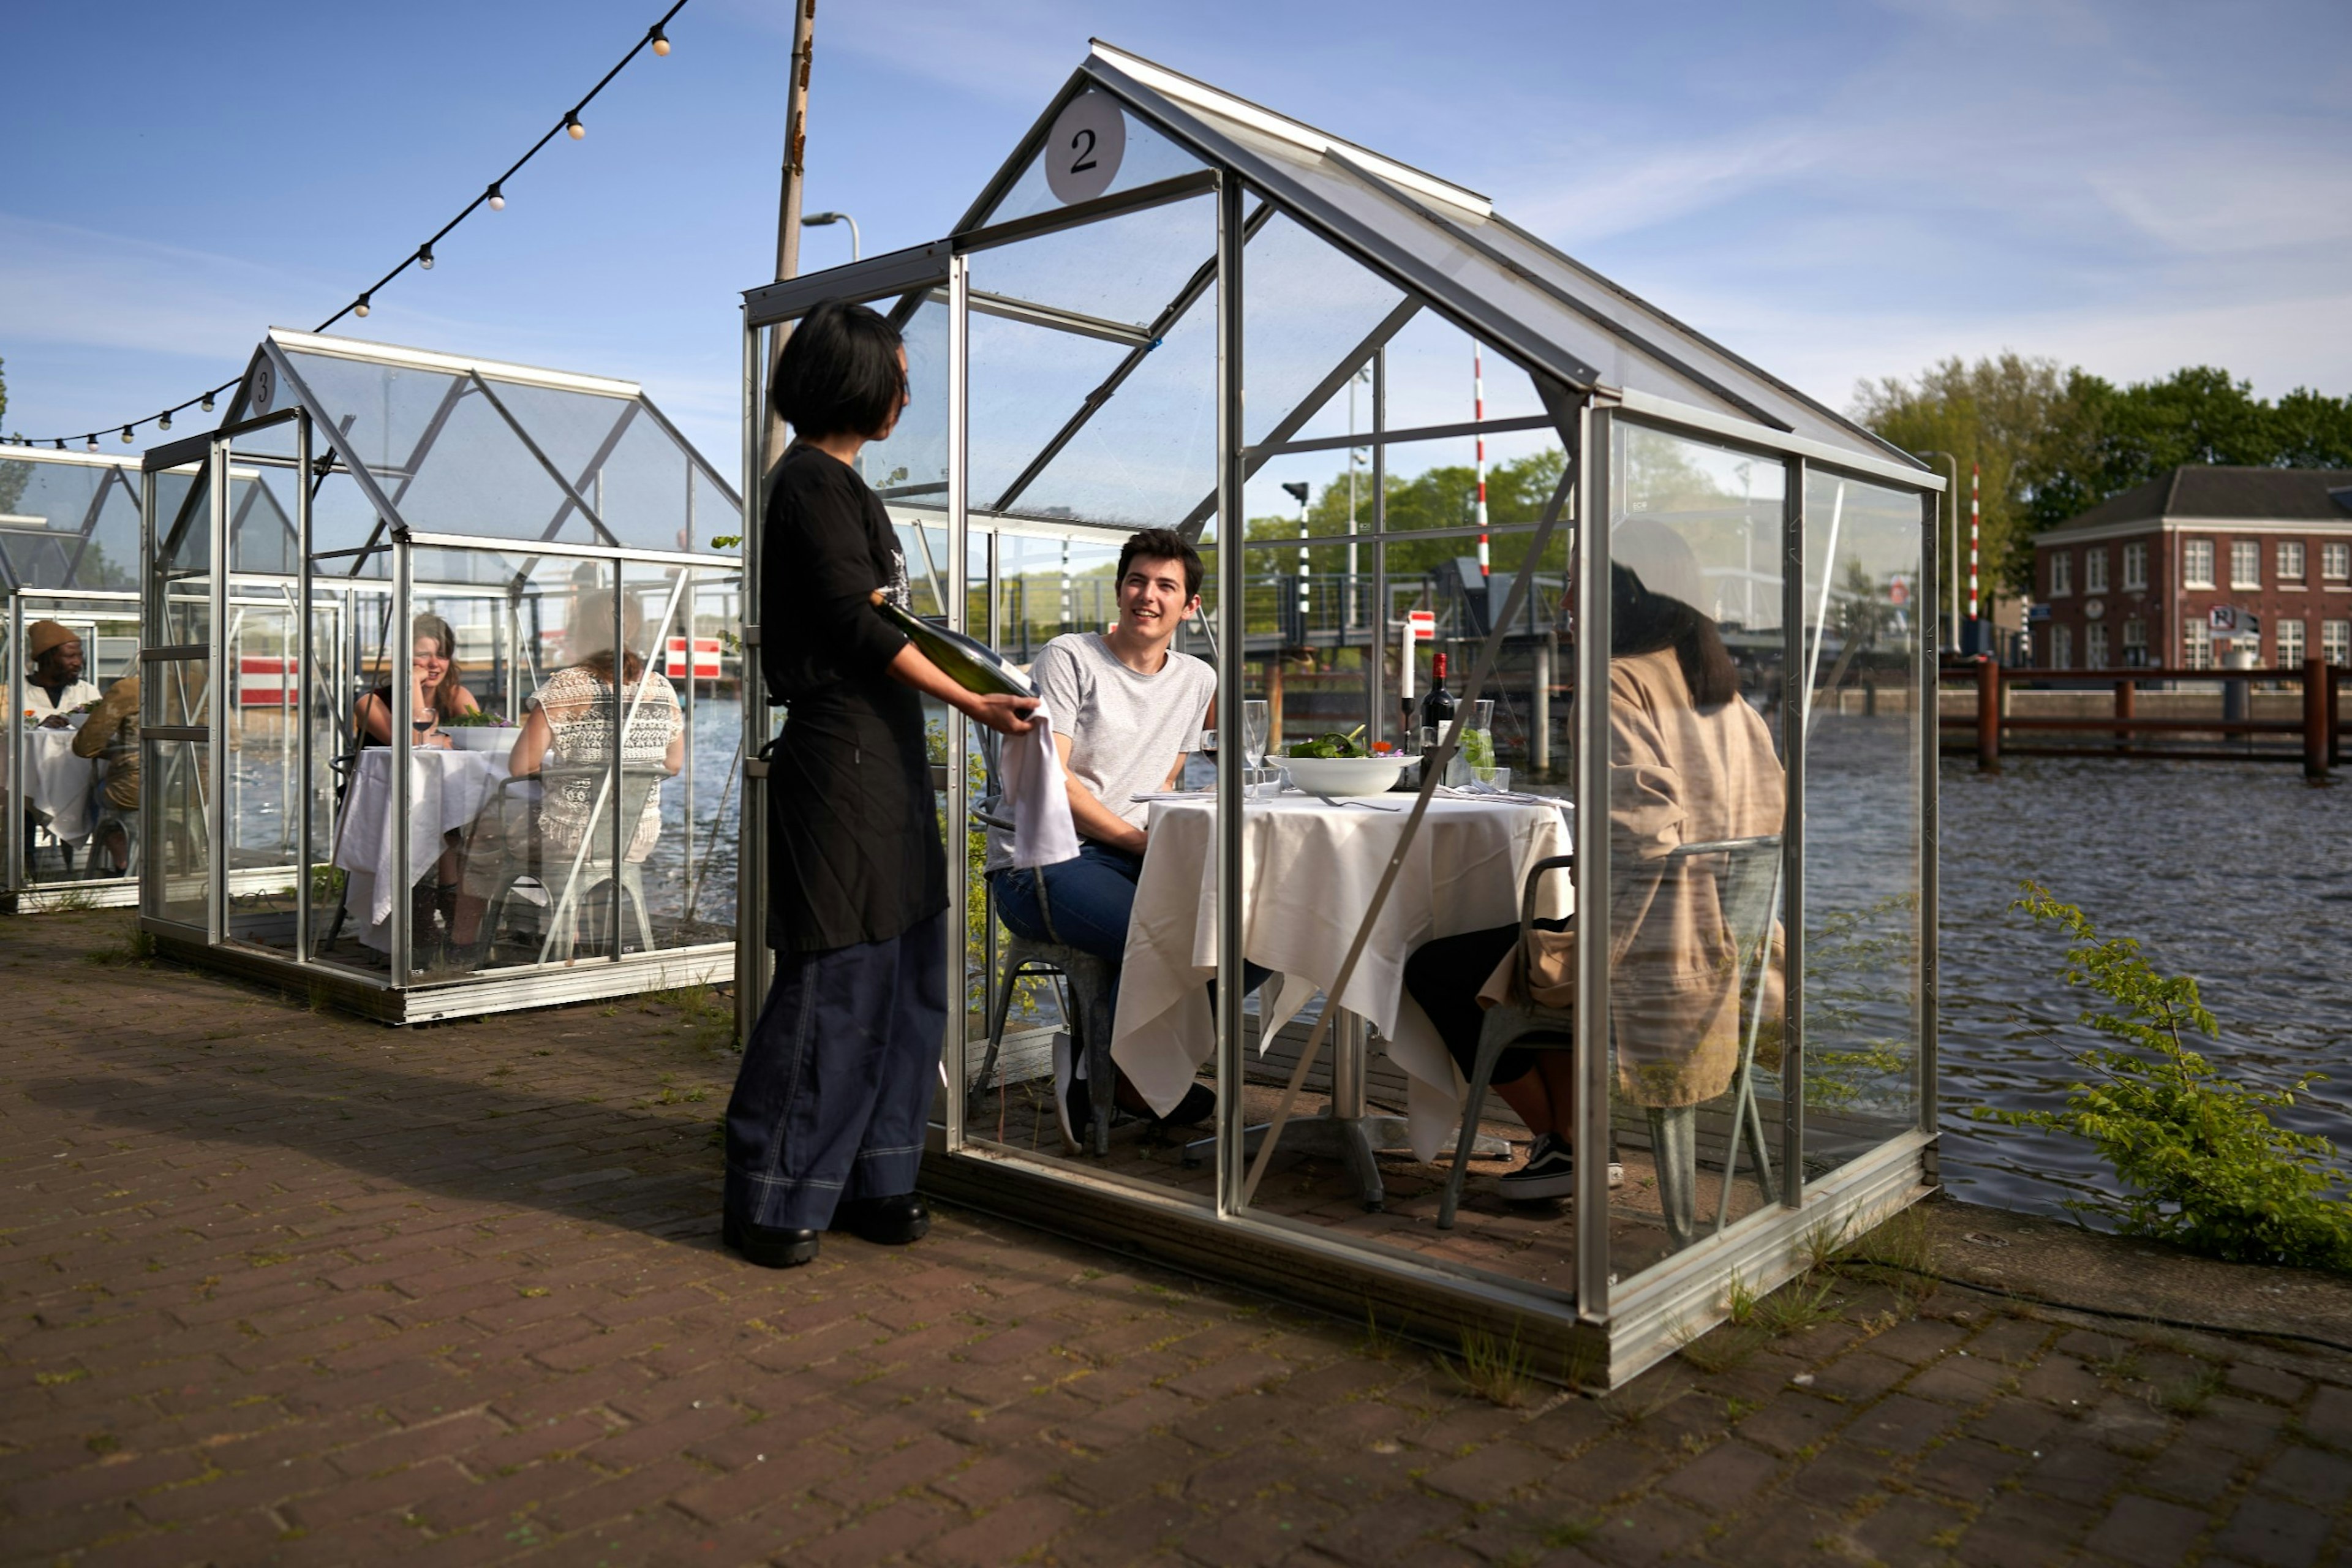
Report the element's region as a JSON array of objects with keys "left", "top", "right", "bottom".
[{"left": 1241, "top": 700, "right": 1270, "bottom": 796}]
